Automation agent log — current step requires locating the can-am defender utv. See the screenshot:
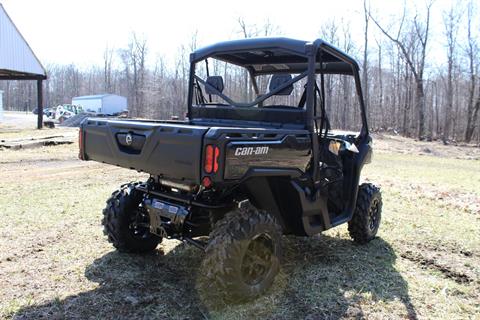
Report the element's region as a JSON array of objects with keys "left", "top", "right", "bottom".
[{"left": 79, "top": 37, "right": 382, "bottom": 302}]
